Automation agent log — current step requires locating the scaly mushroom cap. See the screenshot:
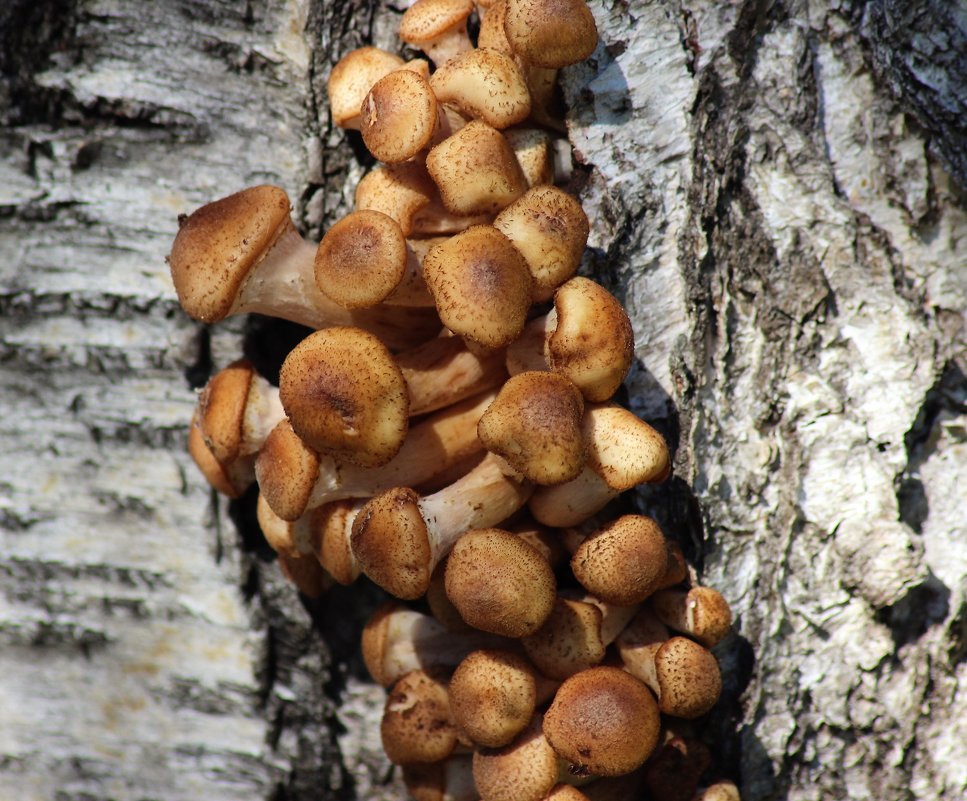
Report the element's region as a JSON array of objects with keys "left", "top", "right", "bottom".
[
  {"left": 422, "top": 225, "right": 533, "bottom": 349},
  {"left": 444, "top": 528, "right": 556, "bottom": 637},
  {"left": 448, "top": 649, "right": 538, "bottom": 747},
  {"left": 543, "top": 667, "right": 660, "bottom": 777},
  {"left": 328, "top": 46, "right": 406, "bottom": 129},
  {"left": 477, "top": 371, "right": 586, "bottom": 485},
  {"left": 478, "top": 0, "right": 514, "bottom": 53},
  {"left": 355, "top": 162, "right": 437, "bottom": 237},
  {"left": 493, "top": 186, "right": 589, "bottom": 301},
  {"left": 650, "top": 587, "right": 733, "bottom": 649},
  {"left": 472, "top": 714, "right": 559, "bottom": 801},
  {"left": 548, "top": 277, "right": 634, "bottom": 402},
  {"left": 521, "top": 596, "right": 606, "bottom": 679},
  {"left": 279, "top": 327, "right": 410, "bottom": 468},
  {"left": 255, "top": 418, "right": 321, "bottom": 521},
  {"left": 195, "top": 359, "right": 256, "bottom": 465},
  {"left": 570, "top": 515, "right": 668, "bottom": 605},
  {"left": 584, "top": 404, "right": 670, "bottom": 490},
  {"left": 426, "top": 121, "right": 529, "bottom": 216},
  {"left": 361, "top": 69, "right": 440, "bottom": 163},
  {"left": 381, "top": 668, "right": 459, "bottom": 764},
  {"left": 429, "top": 48, "right": 531, "bottom": 129},
  {"left": 503, "top": 0, "right": 599, "bottom": 69},
  {"left": 650, "top": 636, "right": 722, "bottom": 719},
  {"left": 314, "top": 210, "right": 409, "bottom": 309},
  {"left": 399, "top": 0, "right": 475, "bottom": 65},
  {"left": 187, "top": 412, "right": 254, "bottom": 498},
  {"left": 504, "top": 128, "right": 554, "bottom": 188},
  {"left": 351, "top": 487, "right": 432, "bottom": 600},
  {"left": 169, "top": 185, "right": 291, "bottom": 323}
]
